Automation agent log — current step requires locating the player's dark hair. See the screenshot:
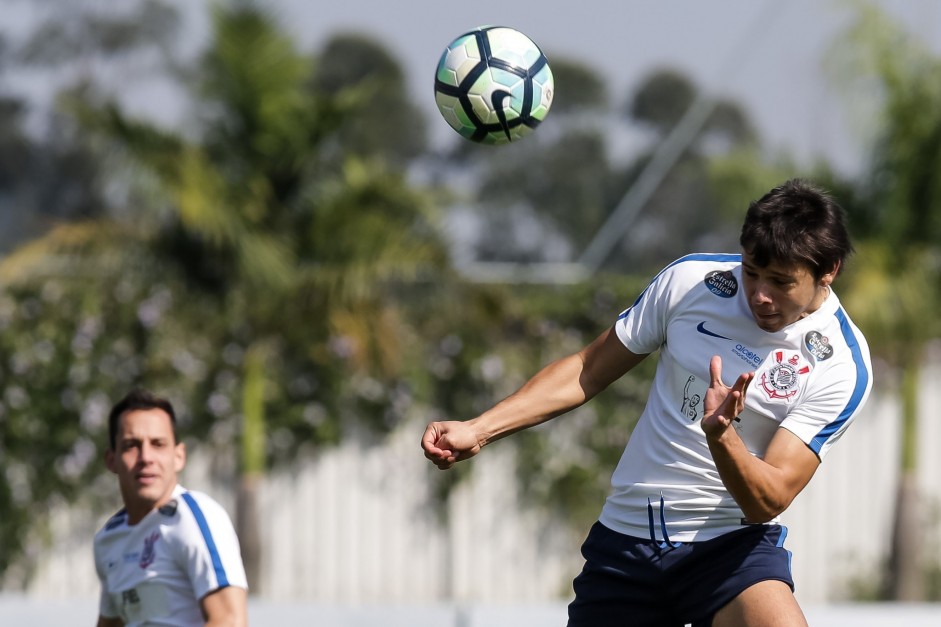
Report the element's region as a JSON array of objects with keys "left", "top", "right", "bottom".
[
  {"left": 739, "top": 178, "right": 853, "bottom": 279},
  {"left": 107, "top": 388, "right": 178, "bottom": 450}
]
